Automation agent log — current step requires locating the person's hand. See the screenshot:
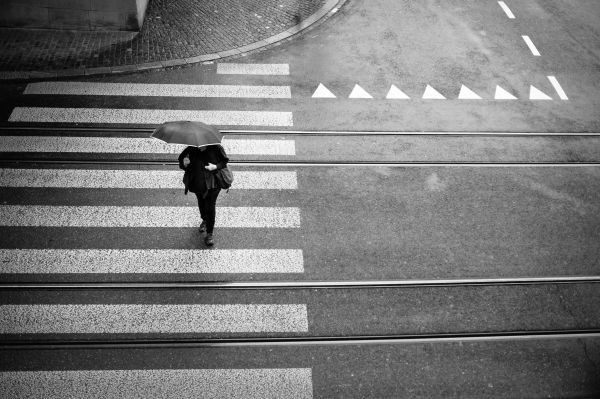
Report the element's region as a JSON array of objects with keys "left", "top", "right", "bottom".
[
  {"left": 205, "top": 163, "right": 217, "bottom": 171},
  {"left": 183, "top": 158, "right": 190, "bottom": 167}
]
